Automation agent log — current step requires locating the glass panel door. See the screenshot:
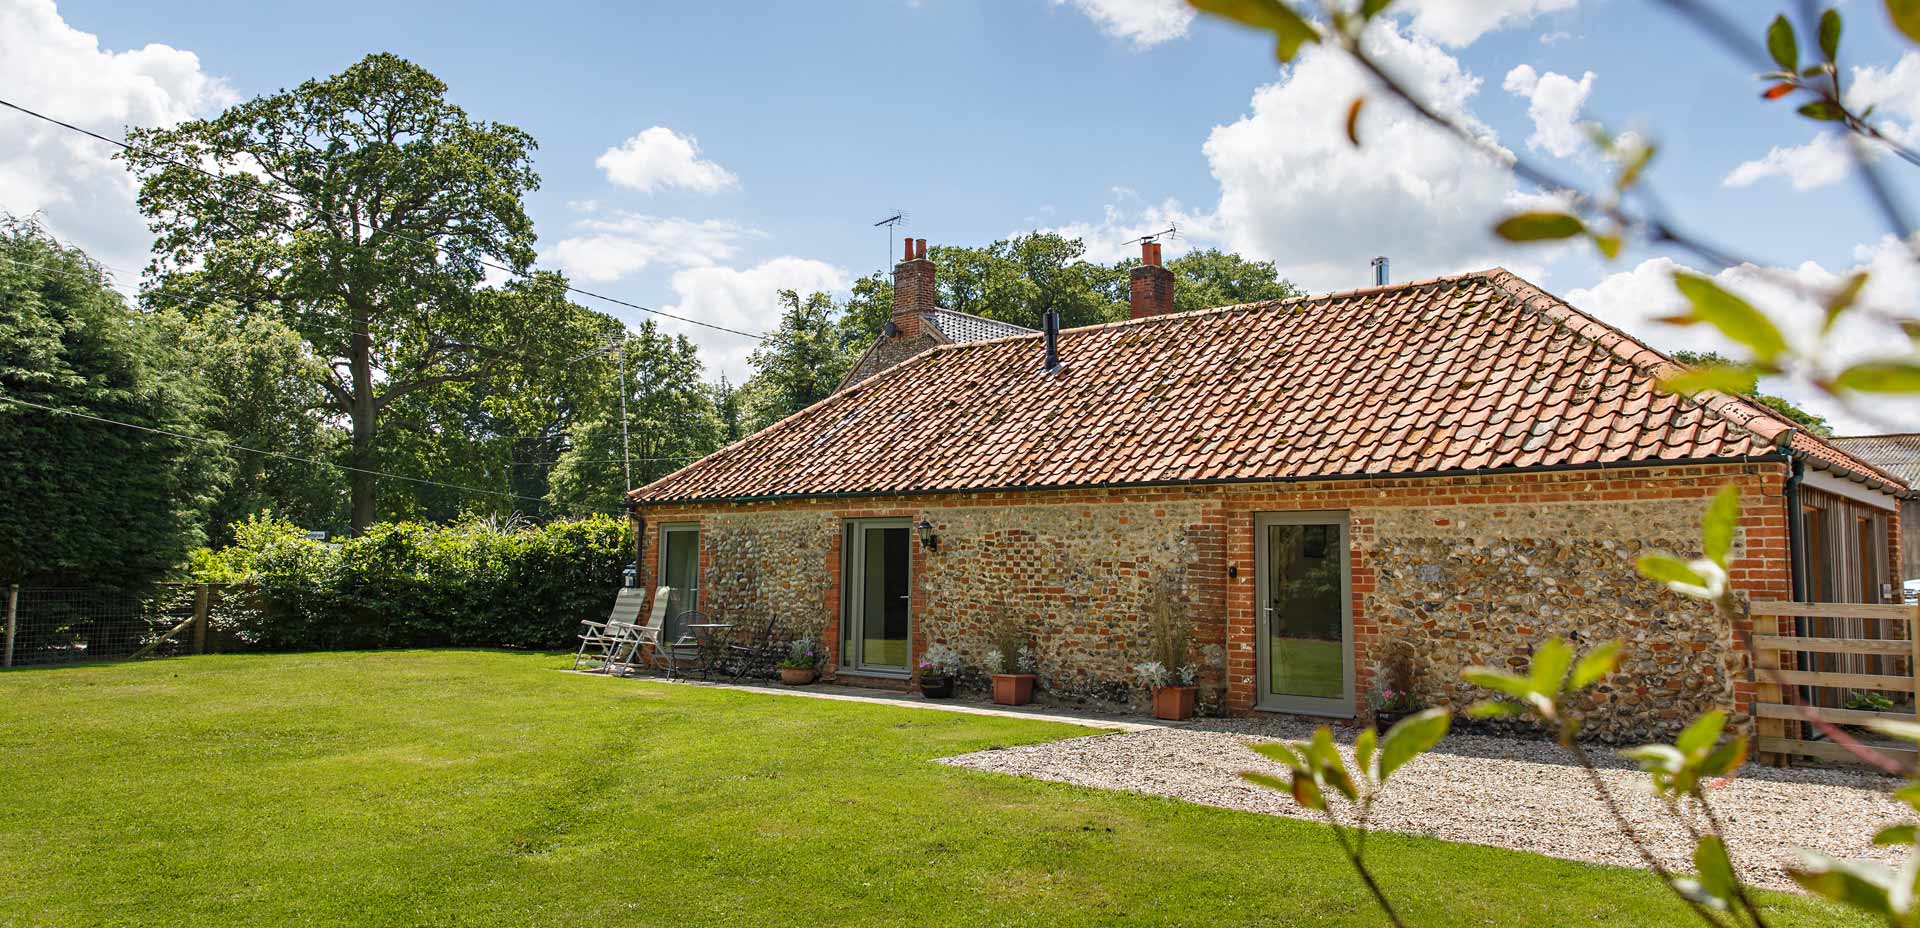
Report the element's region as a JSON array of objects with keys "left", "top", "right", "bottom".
[
  {"left": 844, "top": 520, "right": 911, "bottom": 673},
  {"left": 1255, "top": 513, "right": 1352, "bottom": 716},
  {"left": 659, "top": 525, "right": 700, "bottom": 642}
]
